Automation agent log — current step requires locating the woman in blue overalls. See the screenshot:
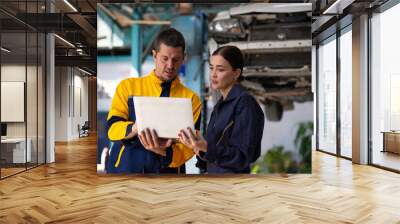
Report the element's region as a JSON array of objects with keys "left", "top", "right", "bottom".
[{"left": 178, "top": 46, "right": 265, "bottom": 174}]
